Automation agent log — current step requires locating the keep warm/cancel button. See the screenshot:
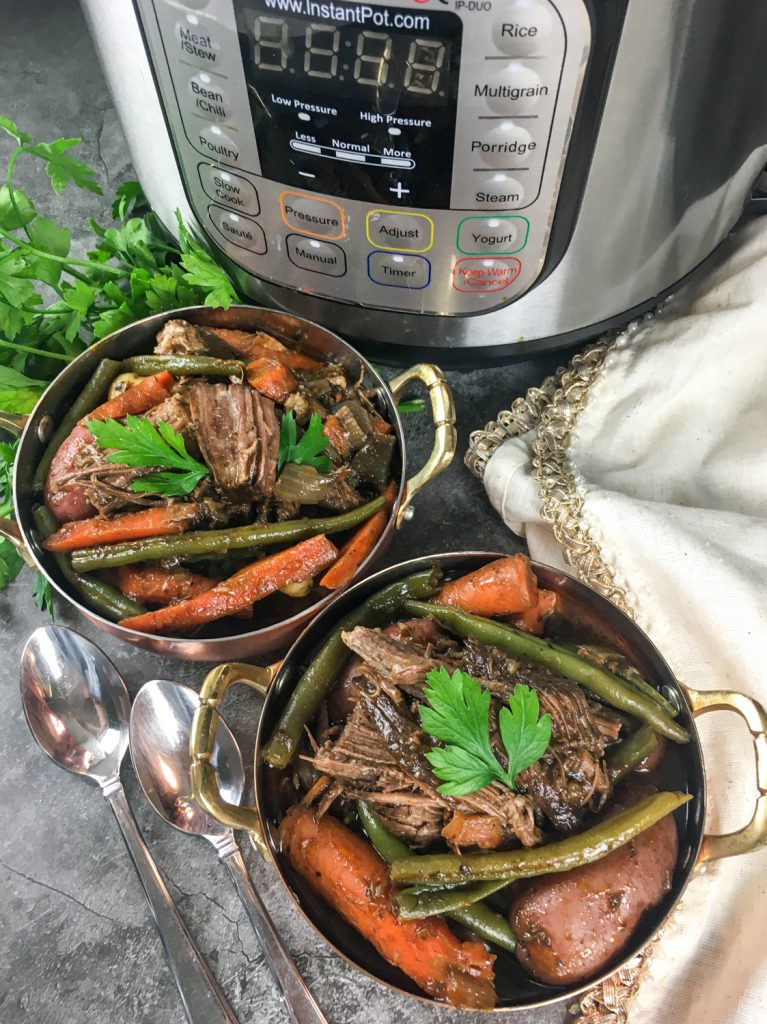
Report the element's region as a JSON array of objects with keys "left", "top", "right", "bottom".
[{"left": 452, "top": 256, "right": 522, "bottom": 293}]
